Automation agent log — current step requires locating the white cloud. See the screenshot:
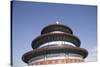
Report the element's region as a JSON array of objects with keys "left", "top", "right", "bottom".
[{"left": 85, "top": 47, "right": 97, "bottom": 62}]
